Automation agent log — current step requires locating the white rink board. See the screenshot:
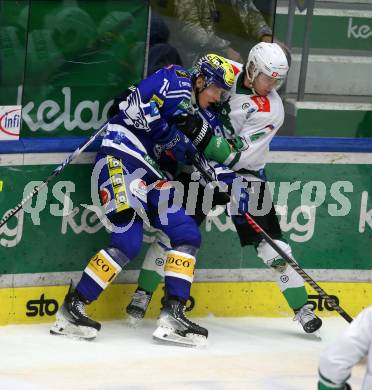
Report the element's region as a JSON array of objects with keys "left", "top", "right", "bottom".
[{"left": 0, "top": 317, "right": 365, "bottom": 390}]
